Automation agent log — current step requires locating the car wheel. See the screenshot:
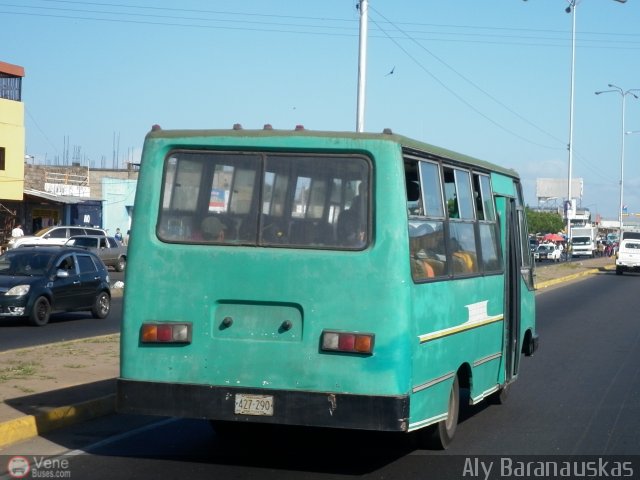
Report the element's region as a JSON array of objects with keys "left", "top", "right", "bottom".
[
  {"left": 92, "top": 291, "right": 111, "bottom": 319},
  {"left": 29, "top": 296, "right": 51, "bottom": 326},
  {"left": 115, "top": 256, "right": 126, "bottom": 272}
]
